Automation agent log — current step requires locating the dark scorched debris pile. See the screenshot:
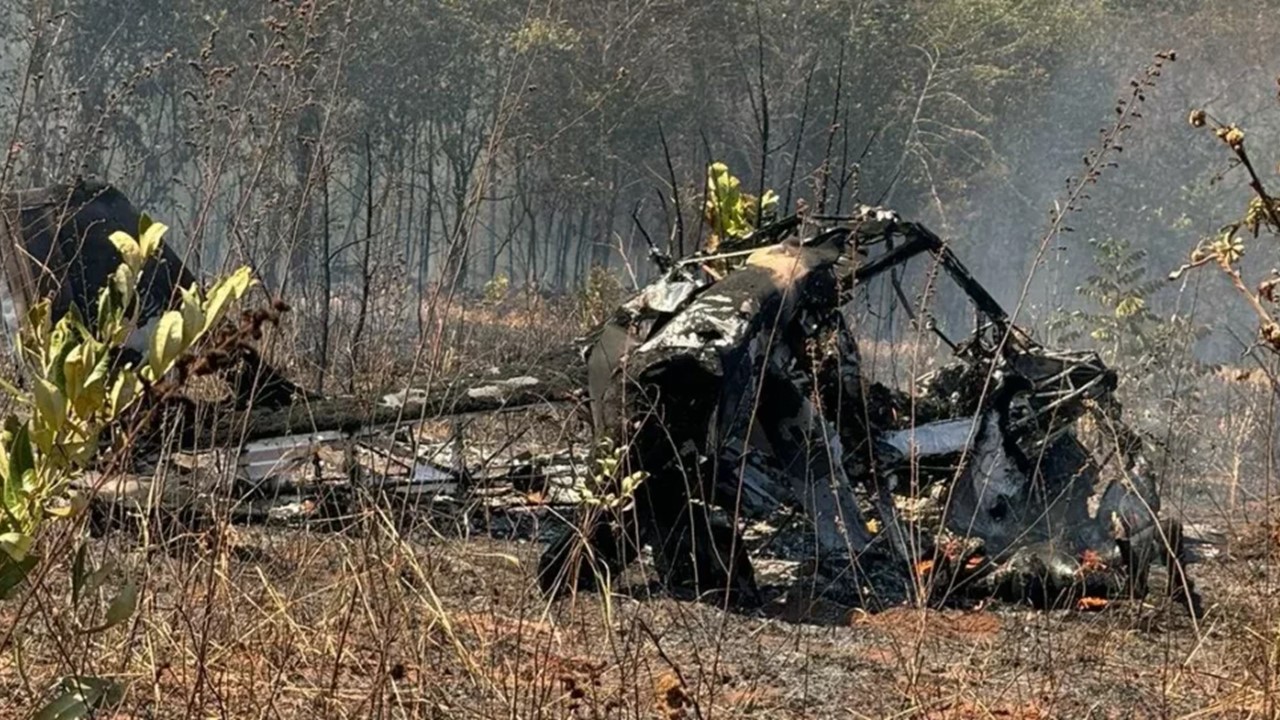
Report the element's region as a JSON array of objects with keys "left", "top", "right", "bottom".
[{"left": 538, "top": 205, "right": 1204, "bottom": 617}]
